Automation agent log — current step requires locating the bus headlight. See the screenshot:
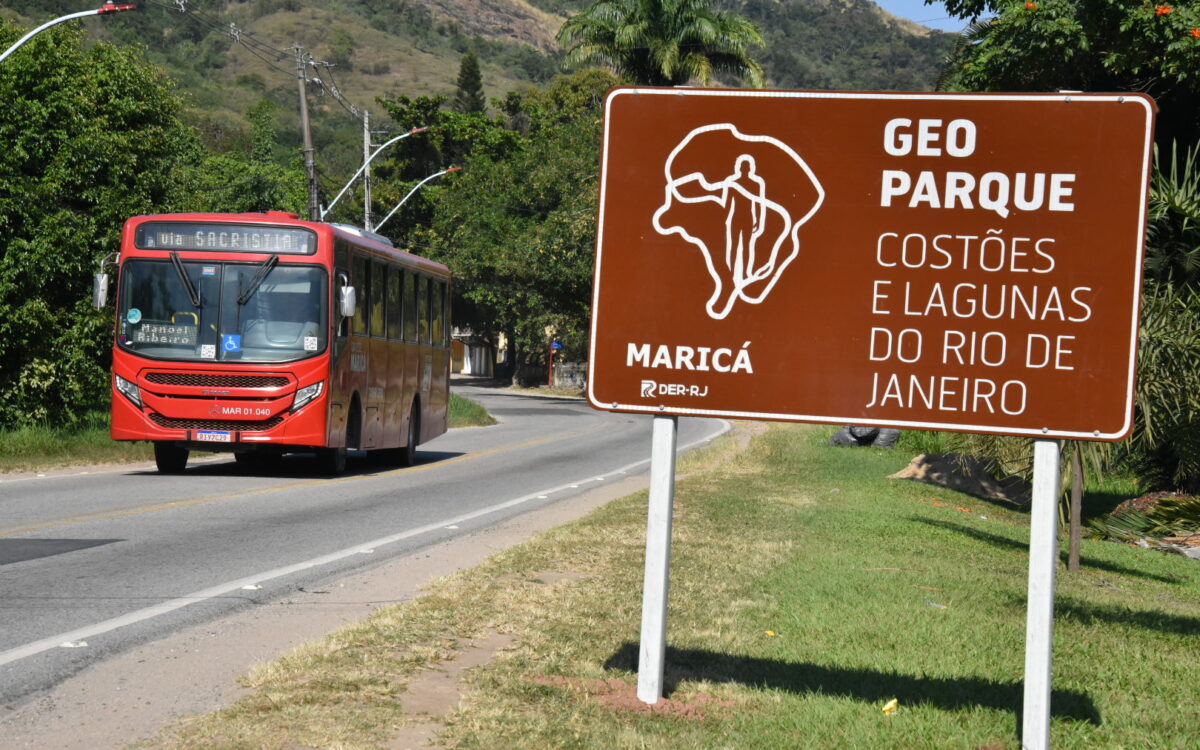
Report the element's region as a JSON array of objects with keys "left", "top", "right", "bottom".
[
  {"left": 115, "top": 374, "right": 142, "bottom": 407},
  {"left": 292, "top": 381, "right": 324, "bottom": 412}
]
